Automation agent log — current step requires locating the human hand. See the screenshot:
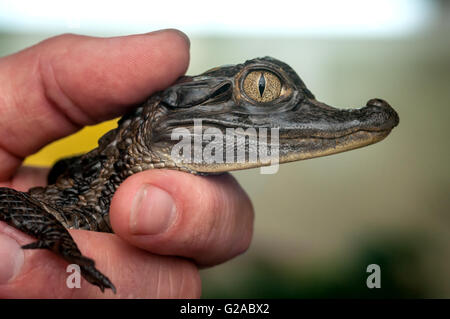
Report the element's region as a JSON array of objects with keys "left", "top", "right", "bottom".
[{"left": 0, "top": 30, "right": 254, "bottom": 298}]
